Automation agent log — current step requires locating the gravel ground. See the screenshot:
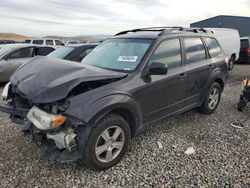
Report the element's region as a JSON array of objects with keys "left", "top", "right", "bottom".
[{"left": 1, "top": 65, "right": 250, "bottom": 187}]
